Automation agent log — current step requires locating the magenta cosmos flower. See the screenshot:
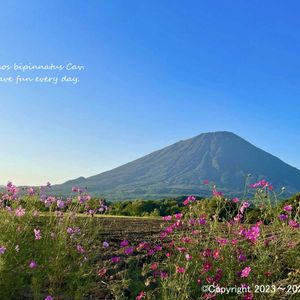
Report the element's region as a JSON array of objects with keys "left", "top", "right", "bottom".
[
  {"left": 29, "top": 260, "right": 37, "bottom": 269},
  {"left": 110, "top": 256, "right": 121, "bottom": 263},
  {"left": 283, "top": 204, "right": 292, "bottom": 213},
  {"left": 124, "top": 247, "right": 134, "bottom": 255},
  {"left": 240, "top": 266, "right": 251, "bottom": 278},
  {"left": 279, "top": 214, "right": 288, "bottom": 221},
  {"left": 176, "top": 266, "right": 186, "bottom": 274},
  {"left": 120, "top": 240, "right": 129, "bottom": 247},
  {"left": 232, "top": 197, "right": 239, "bottom": 203}
]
